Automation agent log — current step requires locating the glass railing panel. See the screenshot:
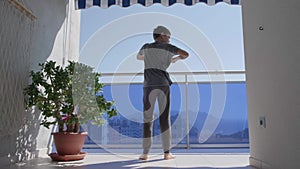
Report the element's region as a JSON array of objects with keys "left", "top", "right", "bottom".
[
  {"left": 85, "top": 84, "right": 143, "bottom": 145},
  {"left": 188, "top": 83, "right": 249, "bottom": 144}
]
